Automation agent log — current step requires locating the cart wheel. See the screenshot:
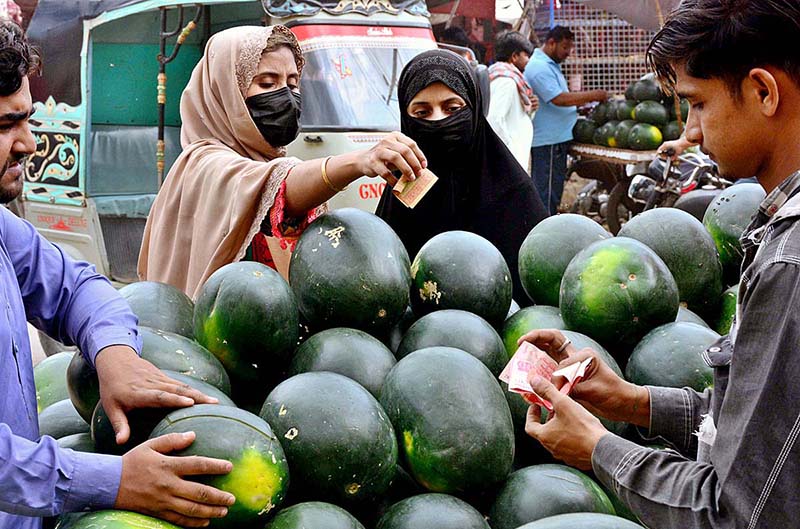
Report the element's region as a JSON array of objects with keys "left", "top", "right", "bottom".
[{"left": 606, "top": 177, "right": 644, "bottom": 235}]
